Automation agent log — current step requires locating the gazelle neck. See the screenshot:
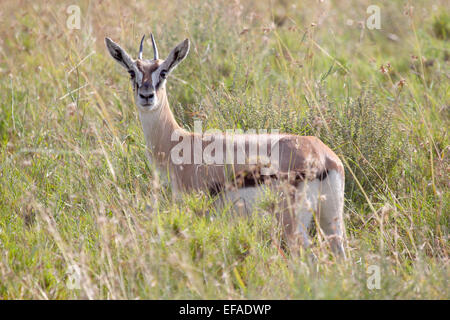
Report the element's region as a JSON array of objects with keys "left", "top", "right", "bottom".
[{"left": 137, "top": 90, "right": 187, "bottom": 165}]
